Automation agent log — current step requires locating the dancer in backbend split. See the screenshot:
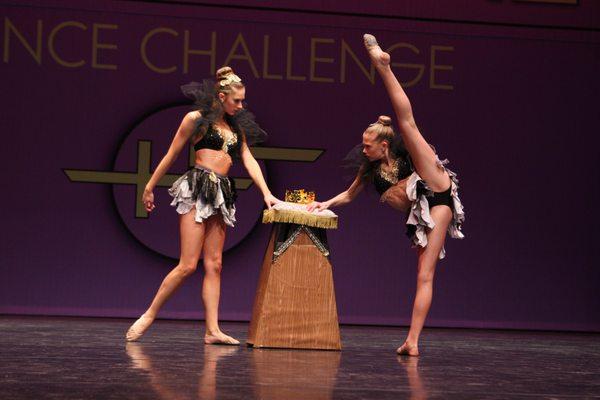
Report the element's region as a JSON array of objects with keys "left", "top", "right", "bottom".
[
  {"left": 126, "top": 66, "right": 281, "bottom": 345},
  {"left": 308, "top": 35, "right": 465, "bottom": 356}
]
